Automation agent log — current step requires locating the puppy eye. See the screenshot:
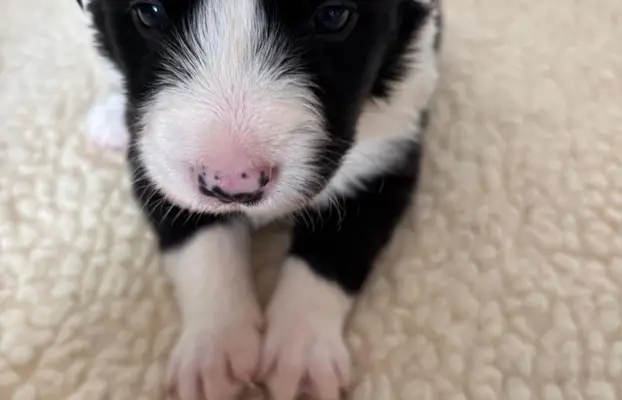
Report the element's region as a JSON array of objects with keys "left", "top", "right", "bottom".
[
  {"left": 130, "top": 0, "right": 168, "bottom": 33},
  {"left": 313, "top": 2, "right": 357, "bottom": 37}
]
